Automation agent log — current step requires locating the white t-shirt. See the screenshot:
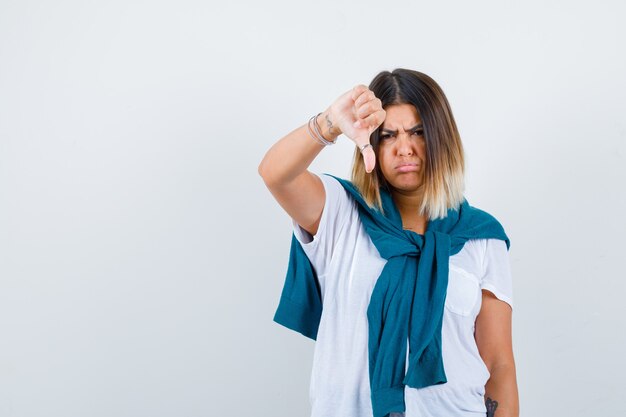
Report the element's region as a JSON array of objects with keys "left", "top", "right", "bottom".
[{"left": 291, "top": 173, "right": 514, "bottom": 417}]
